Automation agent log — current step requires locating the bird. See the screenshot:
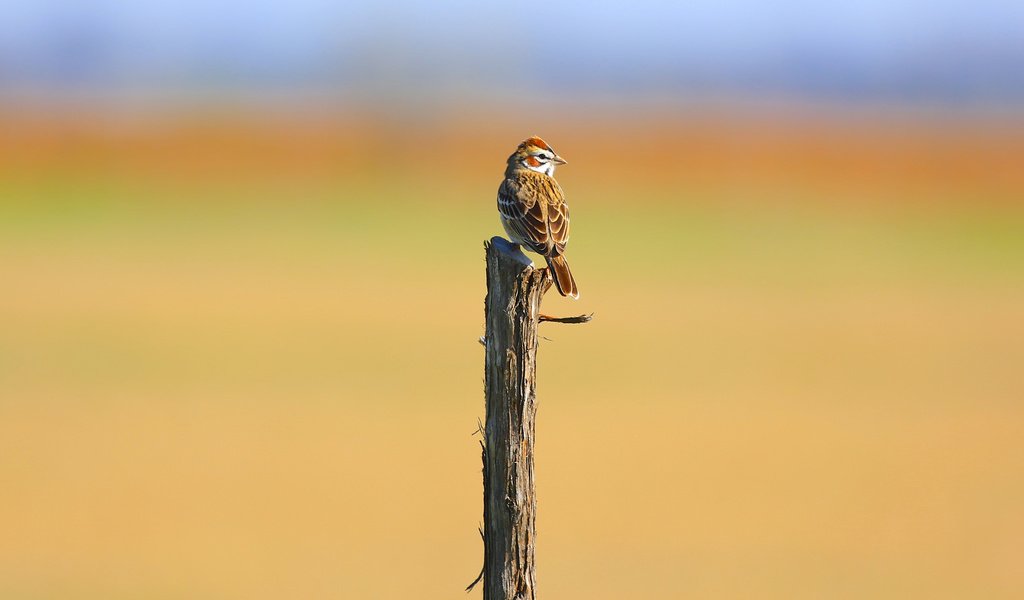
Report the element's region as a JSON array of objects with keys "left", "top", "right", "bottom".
[{"left": 497, "top": 136, "right": 579, "bottom": 299}]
